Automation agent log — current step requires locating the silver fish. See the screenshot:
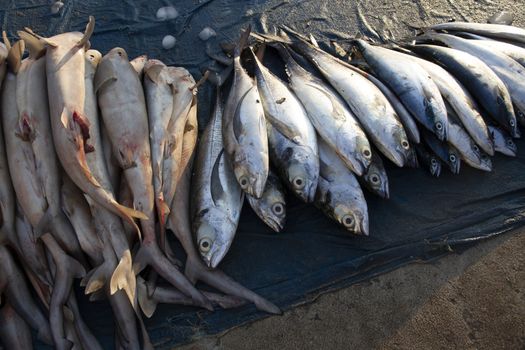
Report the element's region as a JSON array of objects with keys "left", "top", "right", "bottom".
[
  {"left": 414, "top": 143, "right": 442, "bottom": 177},
  {"left": 274, "top": 44, "right": 372, "bottom": 176},
  {"left": 398, "top": 49, "right": 494, "bottom": 155},
  {"left": 355, "top": 39, "right": 448, "bottom": 141},
  {"left": 488, "top": 125, "right": 517, "bottom": 156},
  {"left": 247, "top": 170, "right": 286, "bottom": 232},
  {"left": 421, "top": 128, "right": 461, "bottom": 174},
  {"left": 222, "top": 27, "right": 269, "bottom": 197},
  {"left": 316, "top": 138, "right": 369, "bottom": 235},
  {"left": 359, "top": 149, "right": 389, "bottom": 199},
  {"left": 411, "top": 44, "right": 518, "bottom": 137},
  {"left": 446, "top": 104, "right": 492, "bottom": 172},
  {"left": 429, "top": 22, "right": 525, "bottom": 45},
  {"left": 192, "top": 92, "right": 244, "bottom": 268}
]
